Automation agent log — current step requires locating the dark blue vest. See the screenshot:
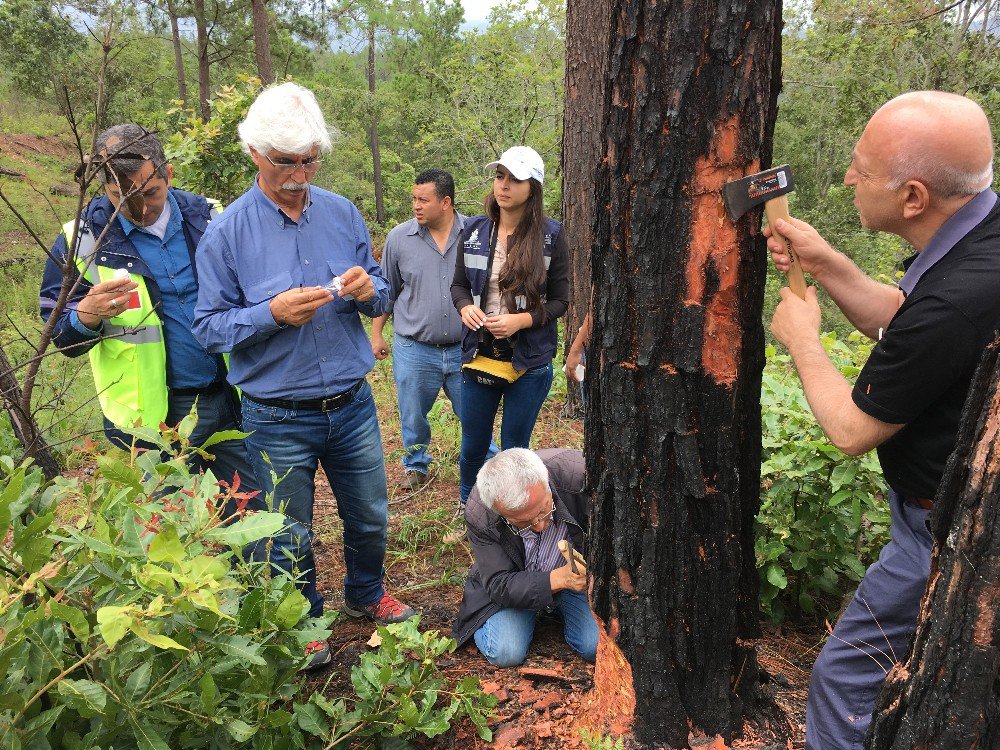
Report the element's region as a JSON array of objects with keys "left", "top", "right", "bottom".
[{"left": 458, "top": 215, "right": 562, "bottom": 370}]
